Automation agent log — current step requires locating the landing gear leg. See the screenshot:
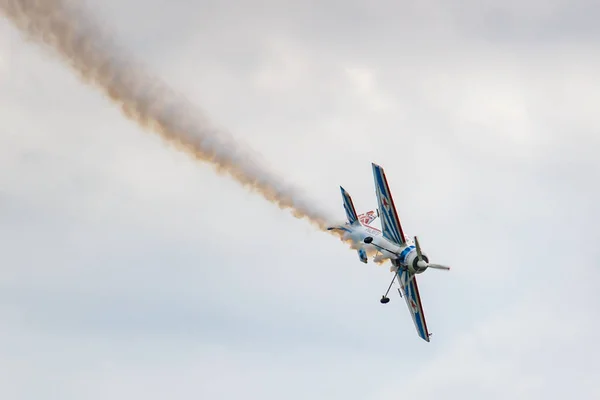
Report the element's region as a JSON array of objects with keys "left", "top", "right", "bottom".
[{"left": 380, "top": 273, "right": 396, "bottom": 304}]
